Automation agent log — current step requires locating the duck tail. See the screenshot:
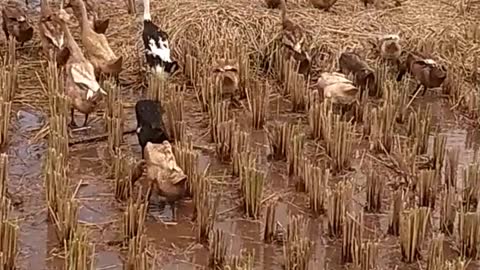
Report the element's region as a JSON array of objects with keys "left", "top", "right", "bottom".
[
  {"left": 103, "top": 56, "right": 123, "bottom": 75},
  {"left": 93, "top": 18, "right": 109, "bottom": 34},
  {"left": 56, "top": 47, "right": 71, "bottom": 66}
]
